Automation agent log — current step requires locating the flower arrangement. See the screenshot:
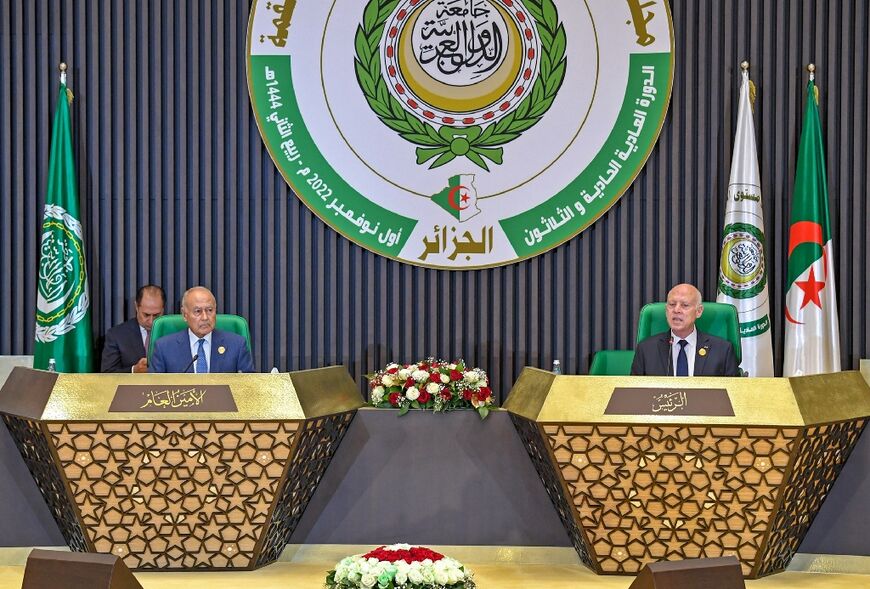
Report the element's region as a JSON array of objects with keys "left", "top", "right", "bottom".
[
  {"left": 367, "top": 359, "right": 495, "bottom": 419},
  {"left": 326, "top": 544, "right": 476, "bottom": 589}
]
